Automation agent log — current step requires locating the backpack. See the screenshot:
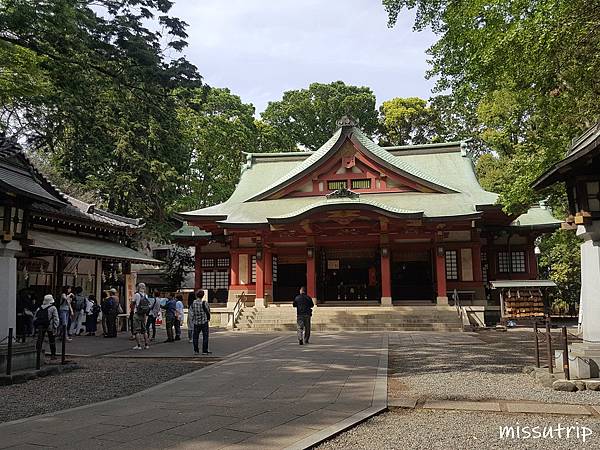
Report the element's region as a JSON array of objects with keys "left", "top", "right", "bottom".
[
  {"left": 92, "top": 304, "right": 101, "bottom": 315},
  {"left": 202, "top": 302, "right": 211, "bottom": 322},
  {"left": 74, "top": 295, "right": 86, "bottom": 312},
  {"left": 136, "top": 294, "right": 150, "bottom": 315},
  {"left": 33, "top": 307, "right": 50, "bottom": 328}
]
